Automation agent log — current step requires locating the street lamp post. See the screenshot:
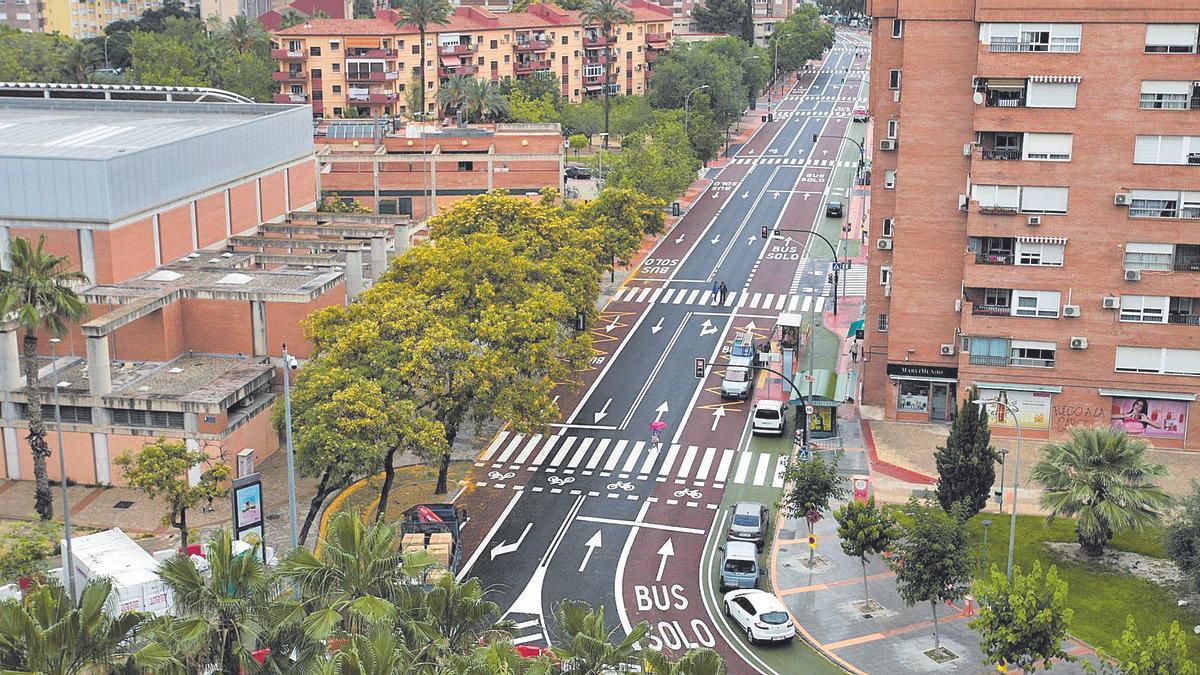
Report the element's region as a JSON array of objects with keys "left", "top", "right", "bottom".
[
  {"left": 767, "top": 40, "right": 779, "bottom": 108},
  {"left": 974, "top": 398, "right": 1022, "bottom": 583},
  {"left": 597, "top": 132, "right": 608, "bottom": 190},
  {"left": 684, "top": 84, "right": 710, "bottom": 136},
  {"left": 740, "top": 55, "right": 761, "bottom": 113},
  {"left": 103, "top": 35, "right": 111, "bottom": 71},
  {"left": 281, "top": 343, "right": 299, "bottom": 550},
  {"left": 980, "top": 518, "right": 992, "bottom": 578},
  {"left": 48, "top": 338, "right": 76, "bottom": 603}
]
